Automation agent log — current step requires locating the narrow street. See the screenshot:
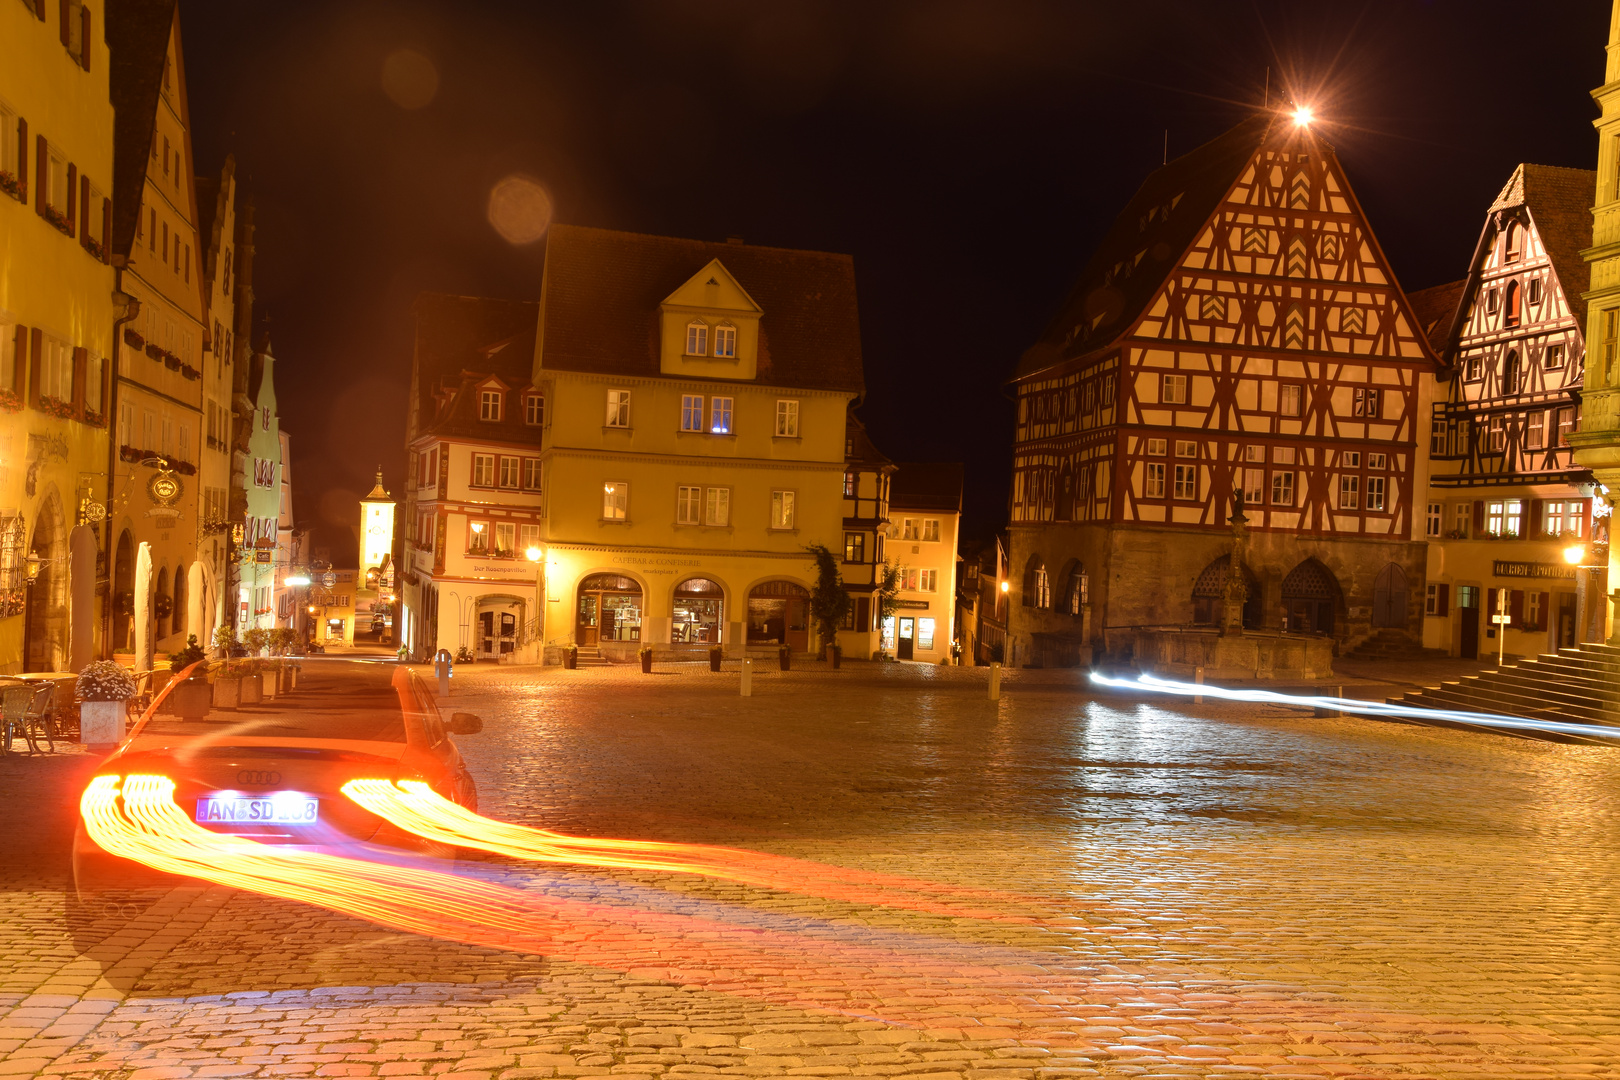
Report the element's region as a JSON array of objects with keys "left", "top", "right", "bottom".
[{"left": 2, "top": 659, "right": 1618, "bottom": 1078}]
